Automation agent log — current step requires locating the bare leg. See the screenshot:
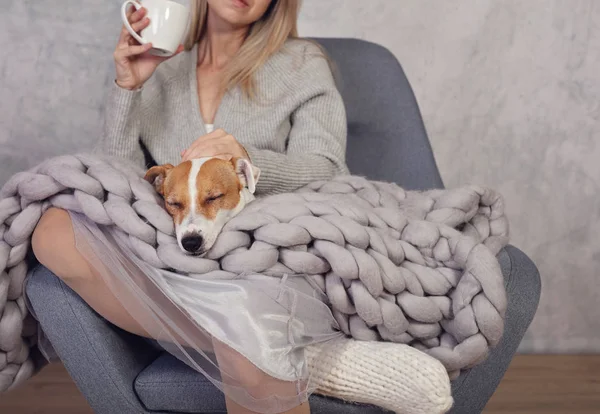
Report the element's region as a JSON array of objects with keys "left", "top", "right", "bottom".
[
  {"left": 225, "top": 399, "right": 310, "bottom": 414},
  {"left": 213, "top": 339, "right": 311, "bottom": 414},
  {"left": 32, "top": 208, "right": 151, "bottom": 337},
  {"left": 32, "top": 208, "right": 310, "bottom": 414}
]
